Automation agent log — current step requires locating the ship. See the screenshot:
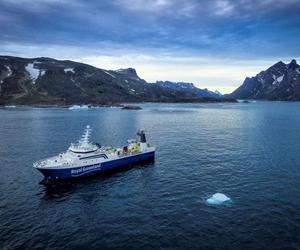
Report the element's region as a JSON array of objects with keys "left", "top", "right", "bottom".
[{"left": 33, "top": 126, "right": 155, "bottom": 181}]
